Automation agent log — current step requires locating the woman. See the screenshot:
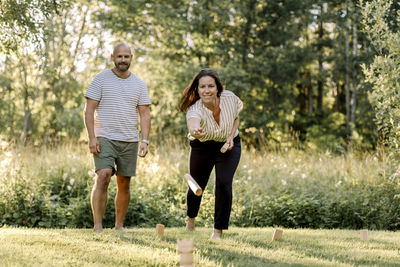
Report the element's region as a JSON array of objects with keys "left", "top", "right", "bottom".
[{"left": 179, "top": 68, "right": 243, "bottom": 239}]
